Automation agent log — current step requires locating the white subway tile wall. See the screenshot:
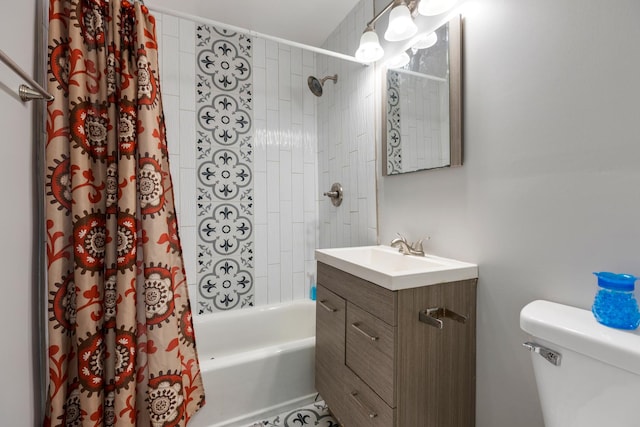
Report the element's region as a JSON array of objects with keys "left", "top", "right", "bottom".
[
  {"left": 317, "top": 0, "right": 378, "bottom": 249},
  {"left": 155, "top": 13, "right": 199, "bottom": 309},
  {"left": 156, "top": 10, "right": 321, "bottom": 311},
  {"left": 253, "top": 40, "right": 318, "bottom": 305}
]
